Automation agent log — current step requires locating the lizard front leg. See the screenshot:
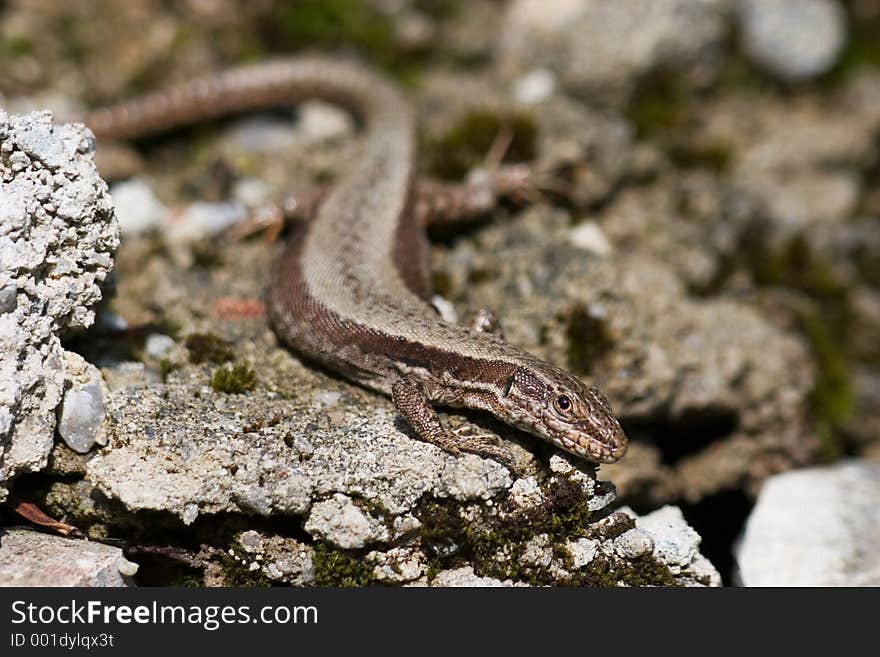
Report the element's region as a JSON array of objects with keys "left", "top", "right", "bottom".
[{"left": 391, "top": 376, "right": 513, "bottom": 466}]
